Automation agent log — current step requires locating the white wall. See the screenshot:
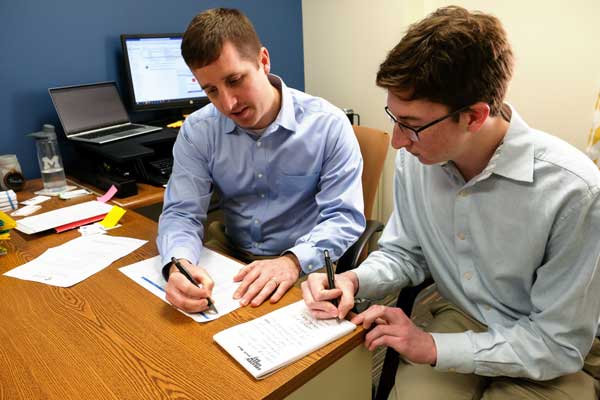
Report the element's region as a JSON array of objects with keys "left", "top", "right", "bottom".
[{"left": 302, "top": 0, "right": 600, "bottom": 220}]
